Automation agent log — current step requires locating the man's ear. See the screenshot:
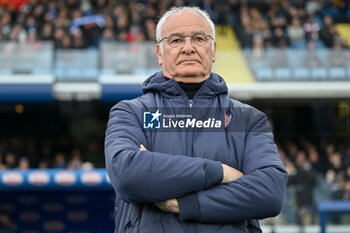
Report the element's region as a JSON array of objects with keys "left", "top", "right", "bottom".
[
  {"left": 212, "top": 41, "right": 217, "bottom": 63},
  {"left": 156, "top": 44, "right": 163, "bottom": 66}
]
